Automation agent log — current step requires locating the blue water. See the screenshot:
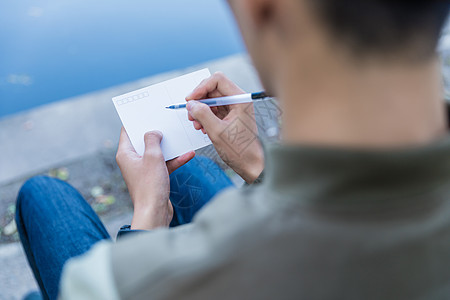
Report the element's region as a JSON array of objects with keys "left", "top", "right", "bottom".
[{"left": 0, "top": 0, "right": 245, "bottom": 118}]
